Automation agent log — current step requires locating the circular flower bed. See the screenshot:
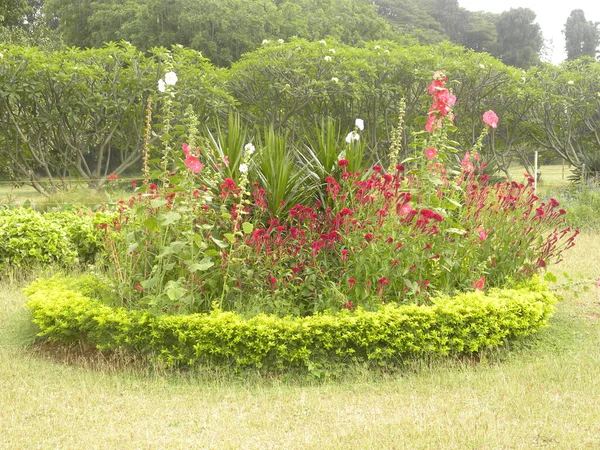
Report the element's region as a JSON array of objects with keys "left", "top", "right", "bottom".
[{"left": 25, "top": 275, "right": 556, "bottom": 370}]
